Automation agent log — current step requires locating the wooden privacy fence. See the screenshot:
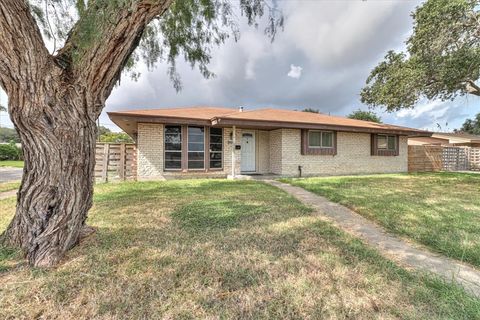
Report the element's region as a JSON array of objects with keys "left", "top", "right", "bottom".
[
  {"left": 409, "top": 145, "right": 480, "bottom": 172},
  {"left": 408, "top": 145, "right": 443, "bottom": 172},
  {"left": 95, "top": 143, "right": 137, "bottom": 182}
]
